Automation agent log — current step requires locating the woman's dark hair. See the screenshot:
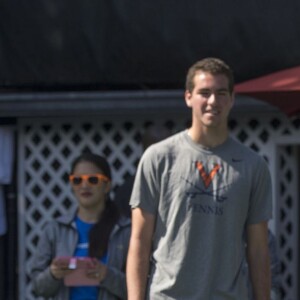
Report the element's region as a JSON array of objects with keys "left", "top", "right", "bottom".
[
  {"left": 71, "top": 152, "right": 112, "bottom": 180},
  {"left": 71, "top": 152, "right": 120, "bottom": 258}
]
